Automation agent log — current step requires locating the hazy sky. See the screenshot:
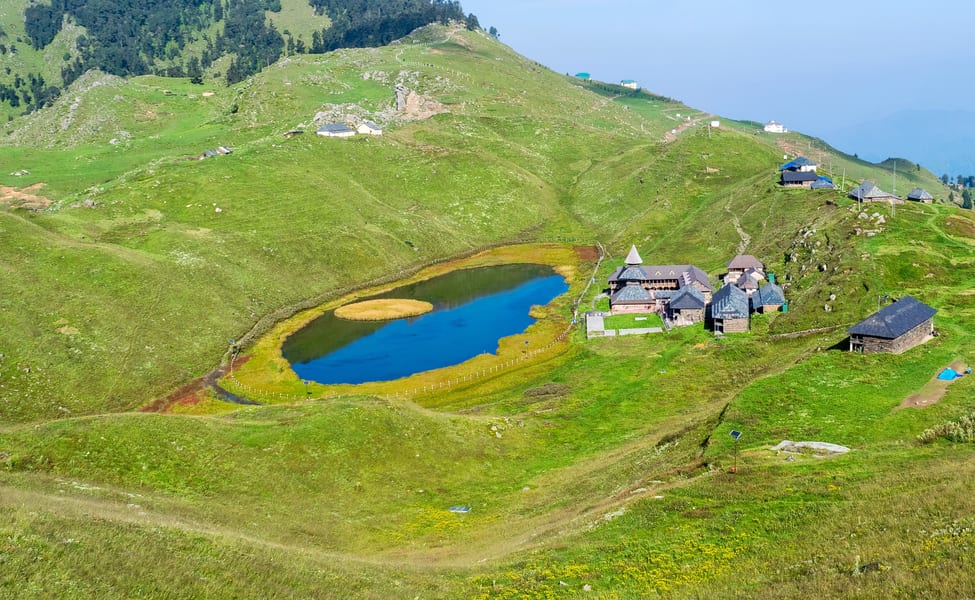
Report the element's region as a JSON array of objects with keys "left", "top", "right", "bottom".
[{"left": 462, "top": 0, "right": 975, "bottom": 139}]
